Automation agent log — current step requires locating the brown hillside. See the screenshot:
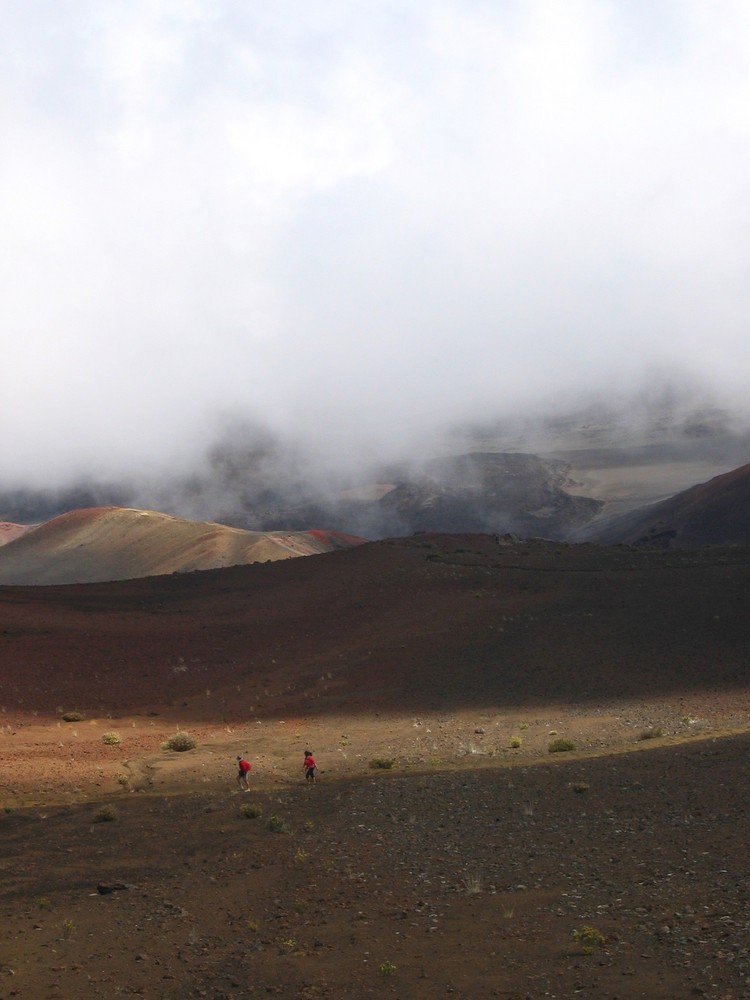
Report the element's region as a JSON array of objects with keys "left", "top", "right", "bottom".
[
  {"left": 0, "top": 506, "right": 365, "bottom": 585},
  {"left": 2, "top": 534, "right": 750, "bottom": 999},
  {"left": 1, "top": 533, "right": 748, "bottom": 718}
]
